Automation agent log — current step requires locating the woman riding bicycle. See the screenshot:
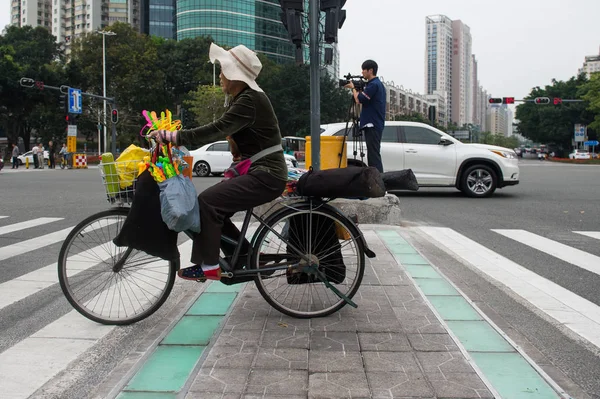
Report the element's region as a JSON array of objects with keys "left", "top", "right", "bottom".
[{"left": 150, "top": 43, "right": 287, "bottom": 282}]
